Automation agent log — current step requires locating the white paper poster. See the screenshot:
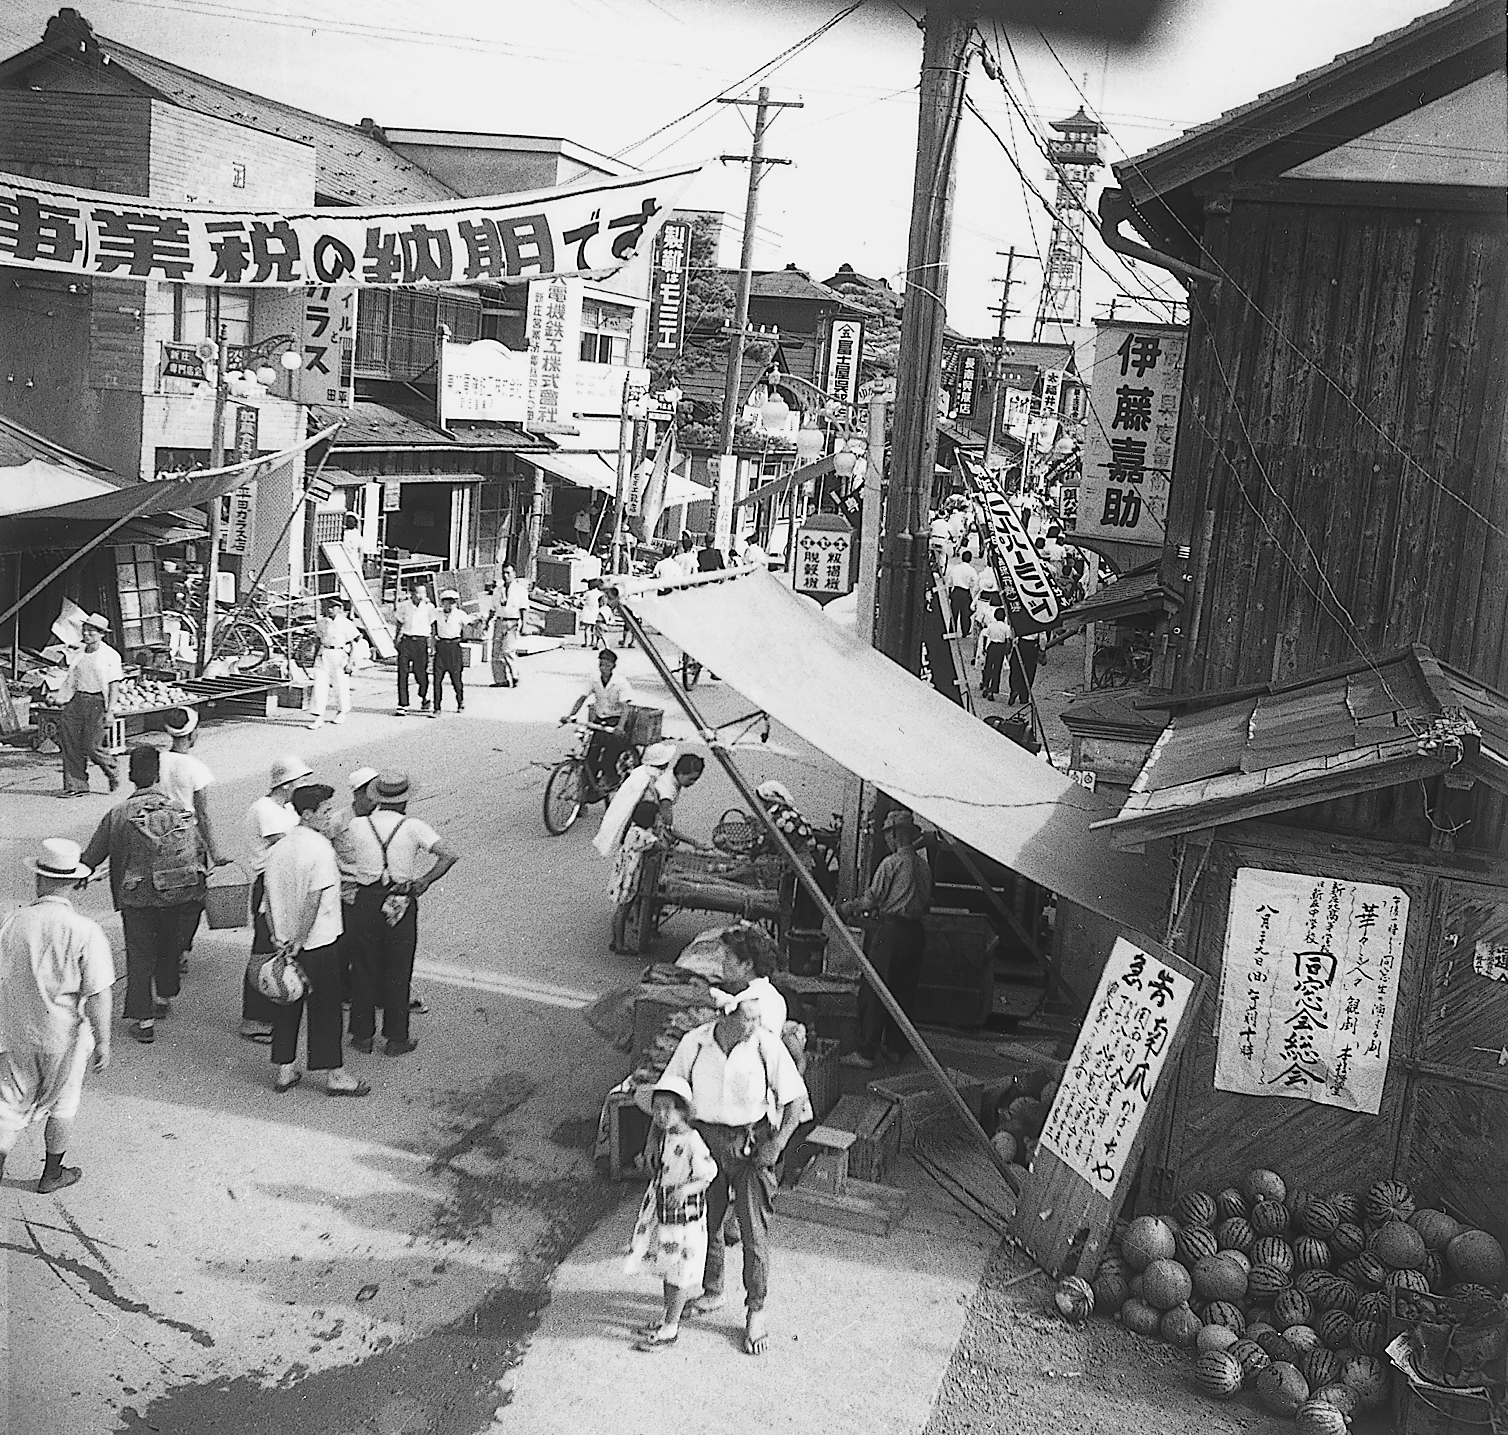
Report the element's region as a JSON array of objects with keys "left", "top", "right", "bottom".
[
  {"left": 441, "top": 338, "right": 528, "bottom": 424},
  {"left": 1039, "top": 937, "right": 1197, "bottom": 1198},
  {"left": 1215, "top": 868, "right": 1408, "bottom": 1115}
]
